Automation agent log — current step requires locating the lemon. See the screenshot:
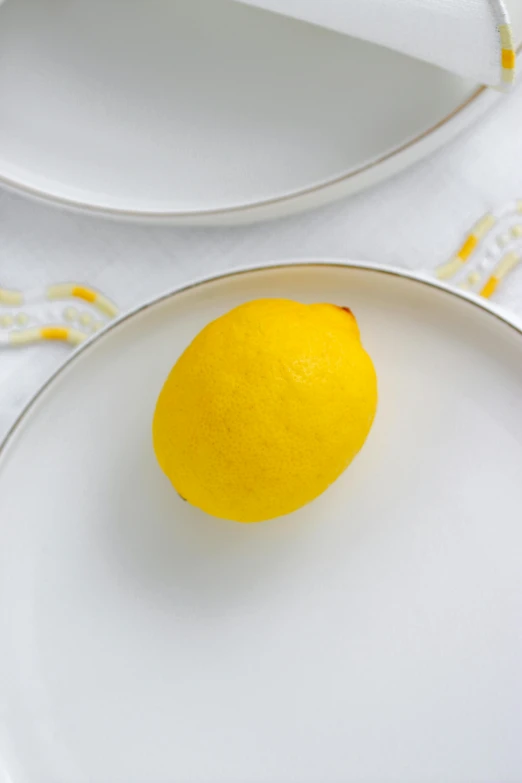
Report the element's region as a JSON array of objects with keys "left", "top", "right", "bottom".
[{"left": 153, "top": 299, "right": 377, "bottom": 523}]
